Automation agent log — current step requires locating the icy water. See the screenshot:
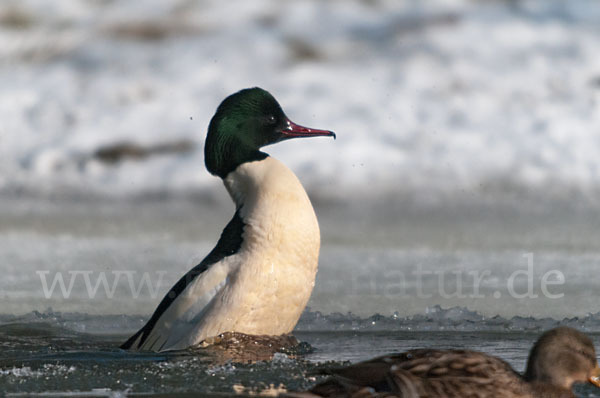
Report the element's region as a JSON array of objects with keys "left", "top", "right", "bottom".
[
  {"left": 2, "top": 198, "right": 600, "bottom": 396},
  {"left": 1, "top": 326, "right": 600, "bottom": 397},
  {"left": 3, "top": 197, "right": 600, "bottom": 318}
]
